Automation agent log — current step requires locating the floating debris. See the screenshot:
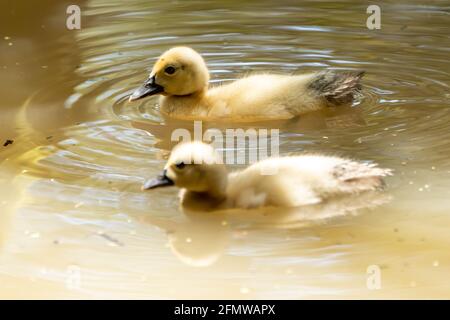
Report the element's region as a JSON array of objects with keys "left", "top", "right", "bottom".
[
  {"left": 97, "top": 232, "right": 124, "bottom": 247},
  {"left": 3, "top": 139, "right": 13, "bottom": 147},
  {"left": 74, "top": 202, "right": 84, "bottom": 208}
]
